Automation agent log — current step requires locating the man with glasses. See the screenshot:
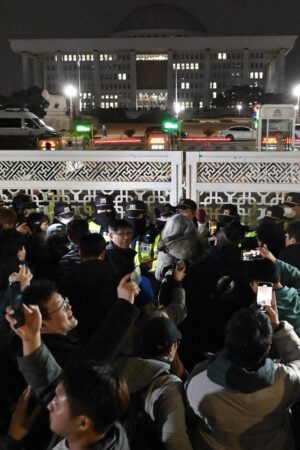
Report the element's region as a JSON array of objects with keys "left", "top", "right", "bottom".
[
  {"left": 279, "top": 220, "right": 300, "bottom": 270},
  {"left": 106, "top": 219, "right": 136, "bottom": 283},
  {"left": 18, "top": 274, "right": 140, "bottom": 367}
]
